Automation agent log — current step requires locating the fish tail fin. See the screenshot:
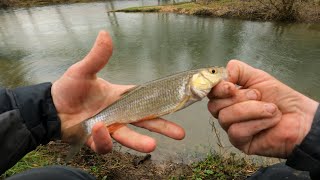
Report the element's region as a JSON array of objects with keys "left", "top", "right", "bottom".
[
  {"left": 62, "top": 121, "right": 90, "bottom": 163},
  {"left": 65, "top": 140, "right": 85, "bottom": 163}
]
